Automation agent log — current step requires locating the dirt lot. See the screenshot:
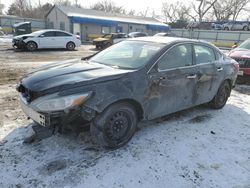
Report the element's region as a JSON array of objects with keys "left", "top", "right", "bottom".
[
  {"left": 0, "top": 42, "right": 95, "bottom": 127},
  {"left": 0, "top": 41, "right": 250, "bottom": 188}
]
